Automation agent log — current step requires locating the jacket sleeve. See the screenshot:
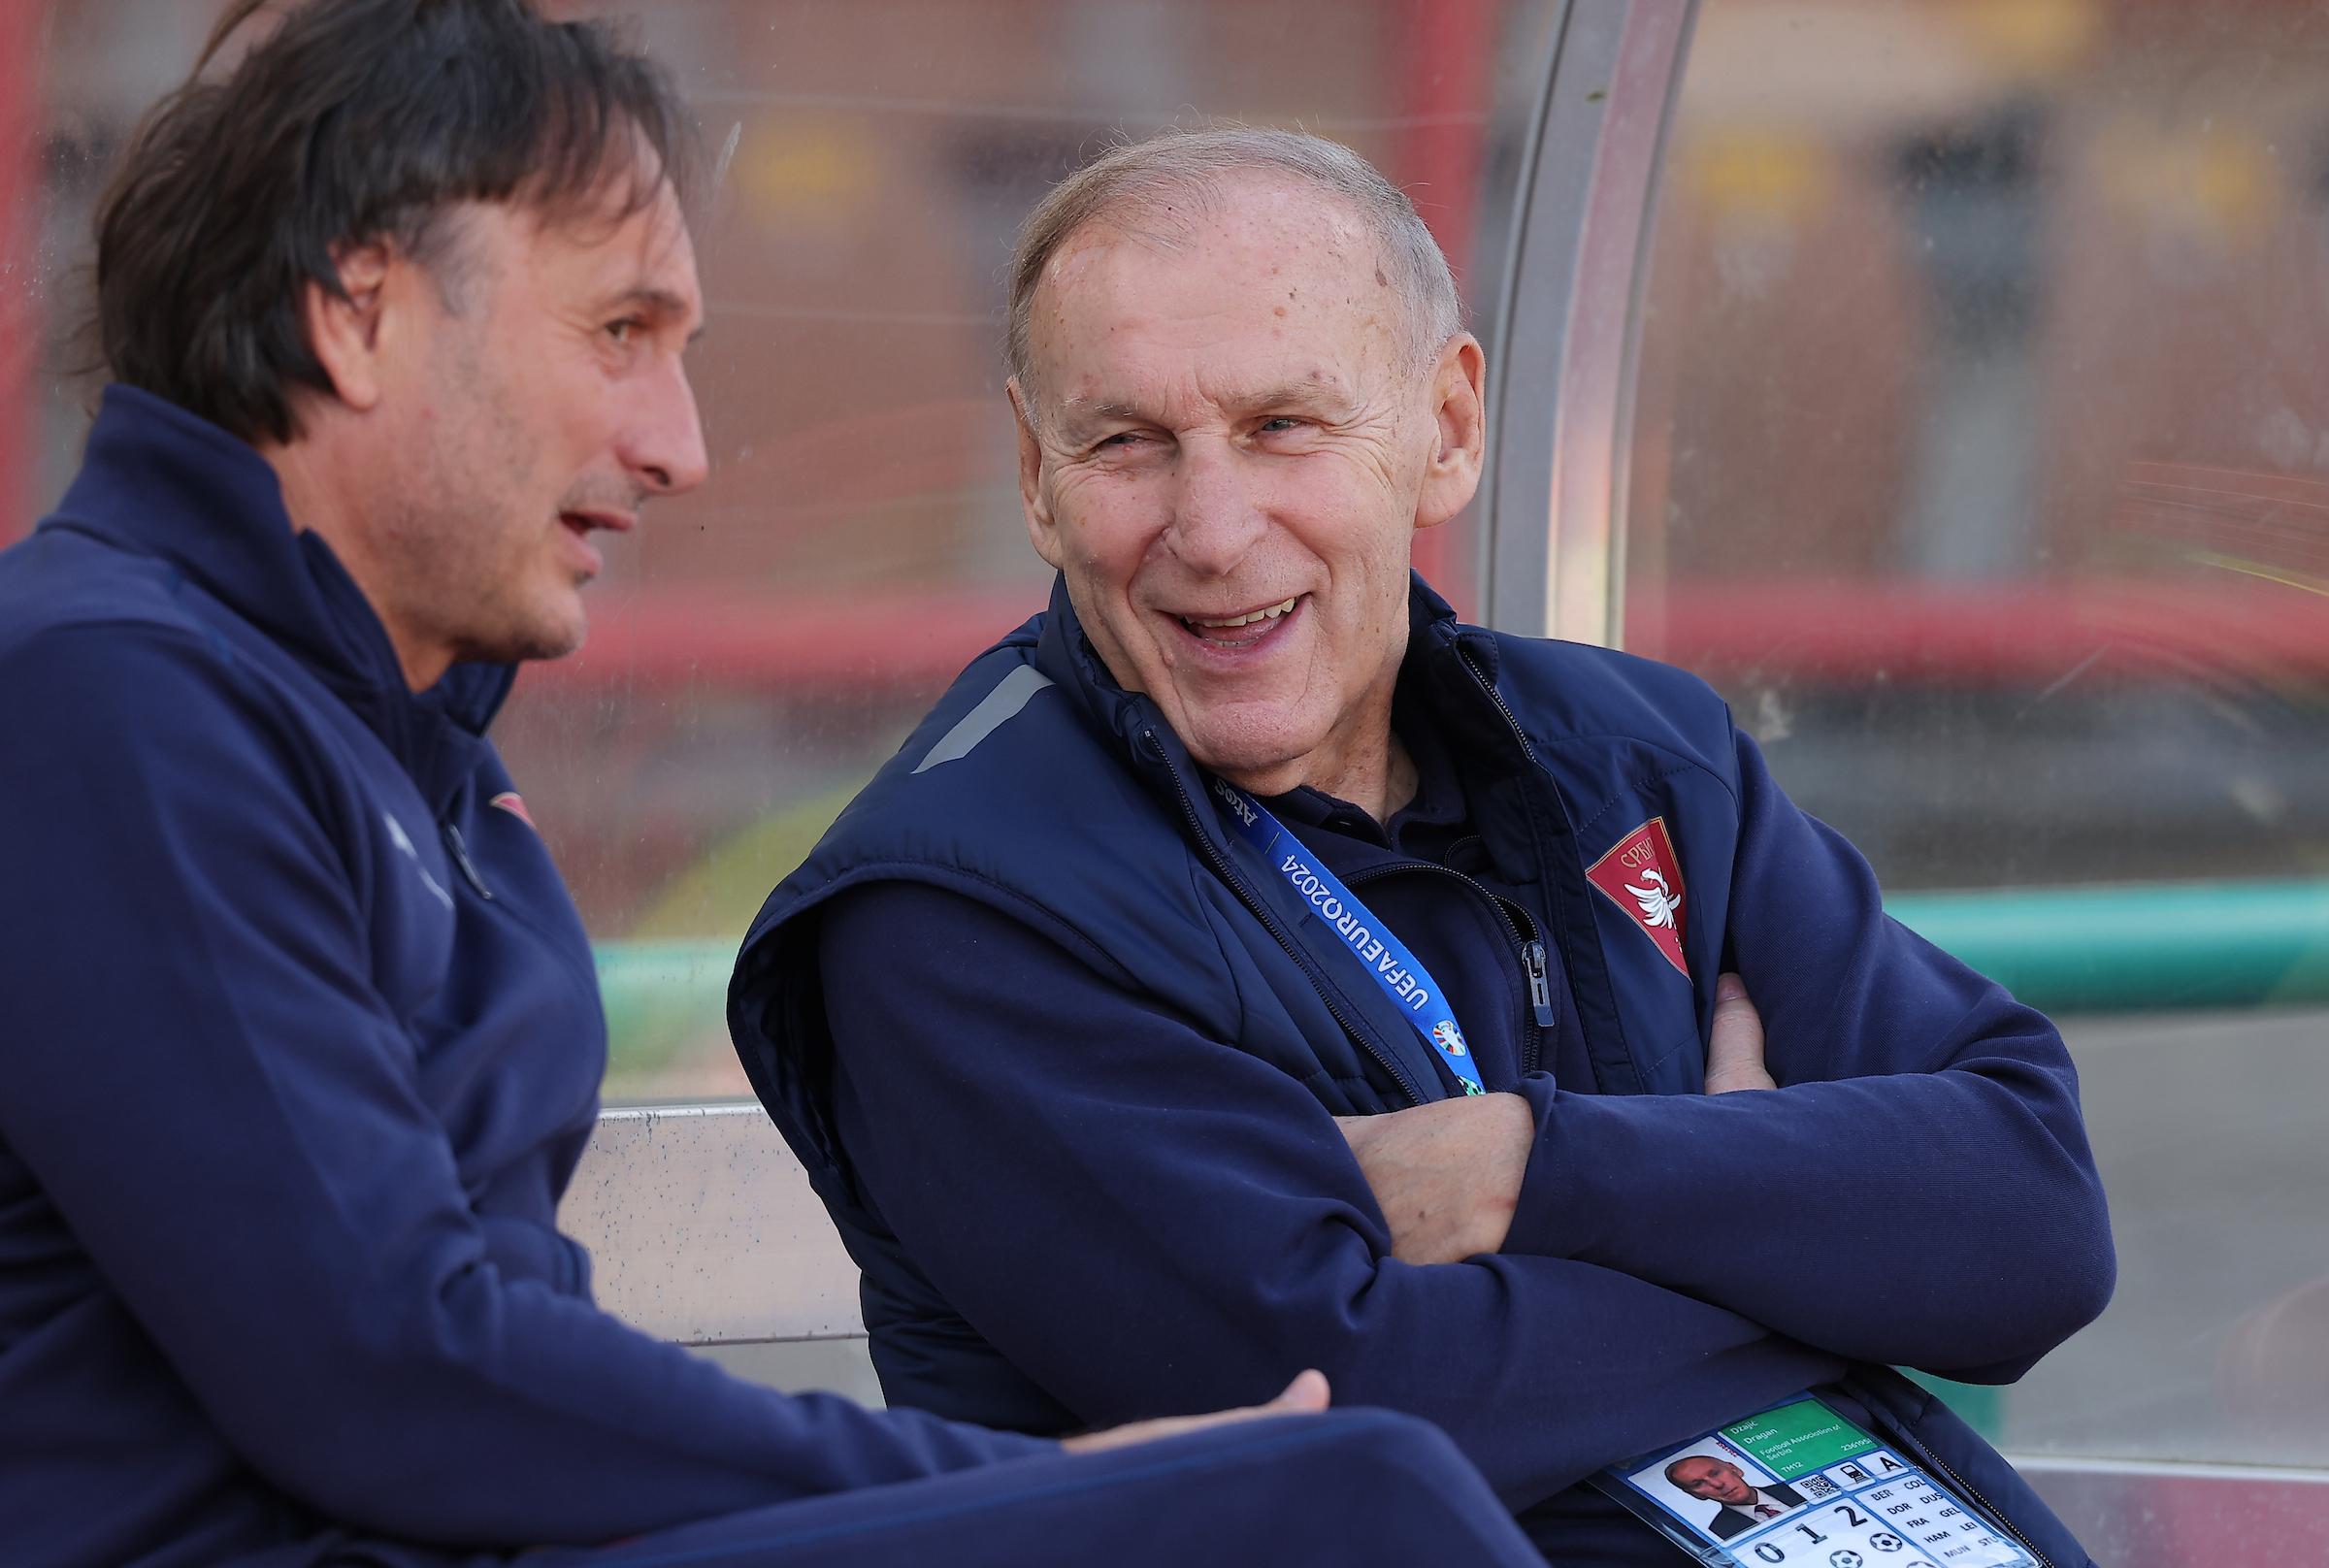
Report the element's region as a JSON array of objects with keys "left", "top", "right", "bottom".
[
  {"left": 817, "top": 879, "right": 1846, "bottom": 1510},
  {"left": 1501, "top": 727, "right": 2116, "bottom": 1380},
  {"left": 0, "top": 625, "right": 1048, "bottom": 1549}
]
